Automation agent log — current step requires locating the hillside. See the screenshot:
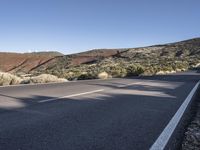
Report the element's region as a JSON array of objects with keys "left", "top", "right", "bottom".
[
  {"left": 0, "top": 51, "right": 63, "bottom": 74},
  {"left": 0, "top": 49, "right": 126, "bottom": 74},
  {"left": 33, "top": 38, "right": 200, "bottom": 79},
  {"left": 32, "top": 49, "right": 126, "bottom": 73},
  {"left": 0, "top": 38, "right": 200, "bottom": 79}
]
